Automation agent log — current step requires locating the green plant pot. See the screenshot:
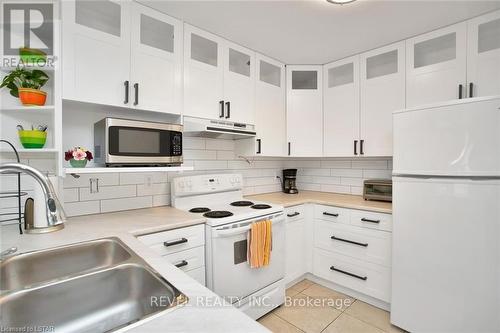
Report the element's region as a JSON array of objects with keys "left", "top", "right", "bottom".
[{"left": 69, "top": 159, "right": 87, "bottom": 168}]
